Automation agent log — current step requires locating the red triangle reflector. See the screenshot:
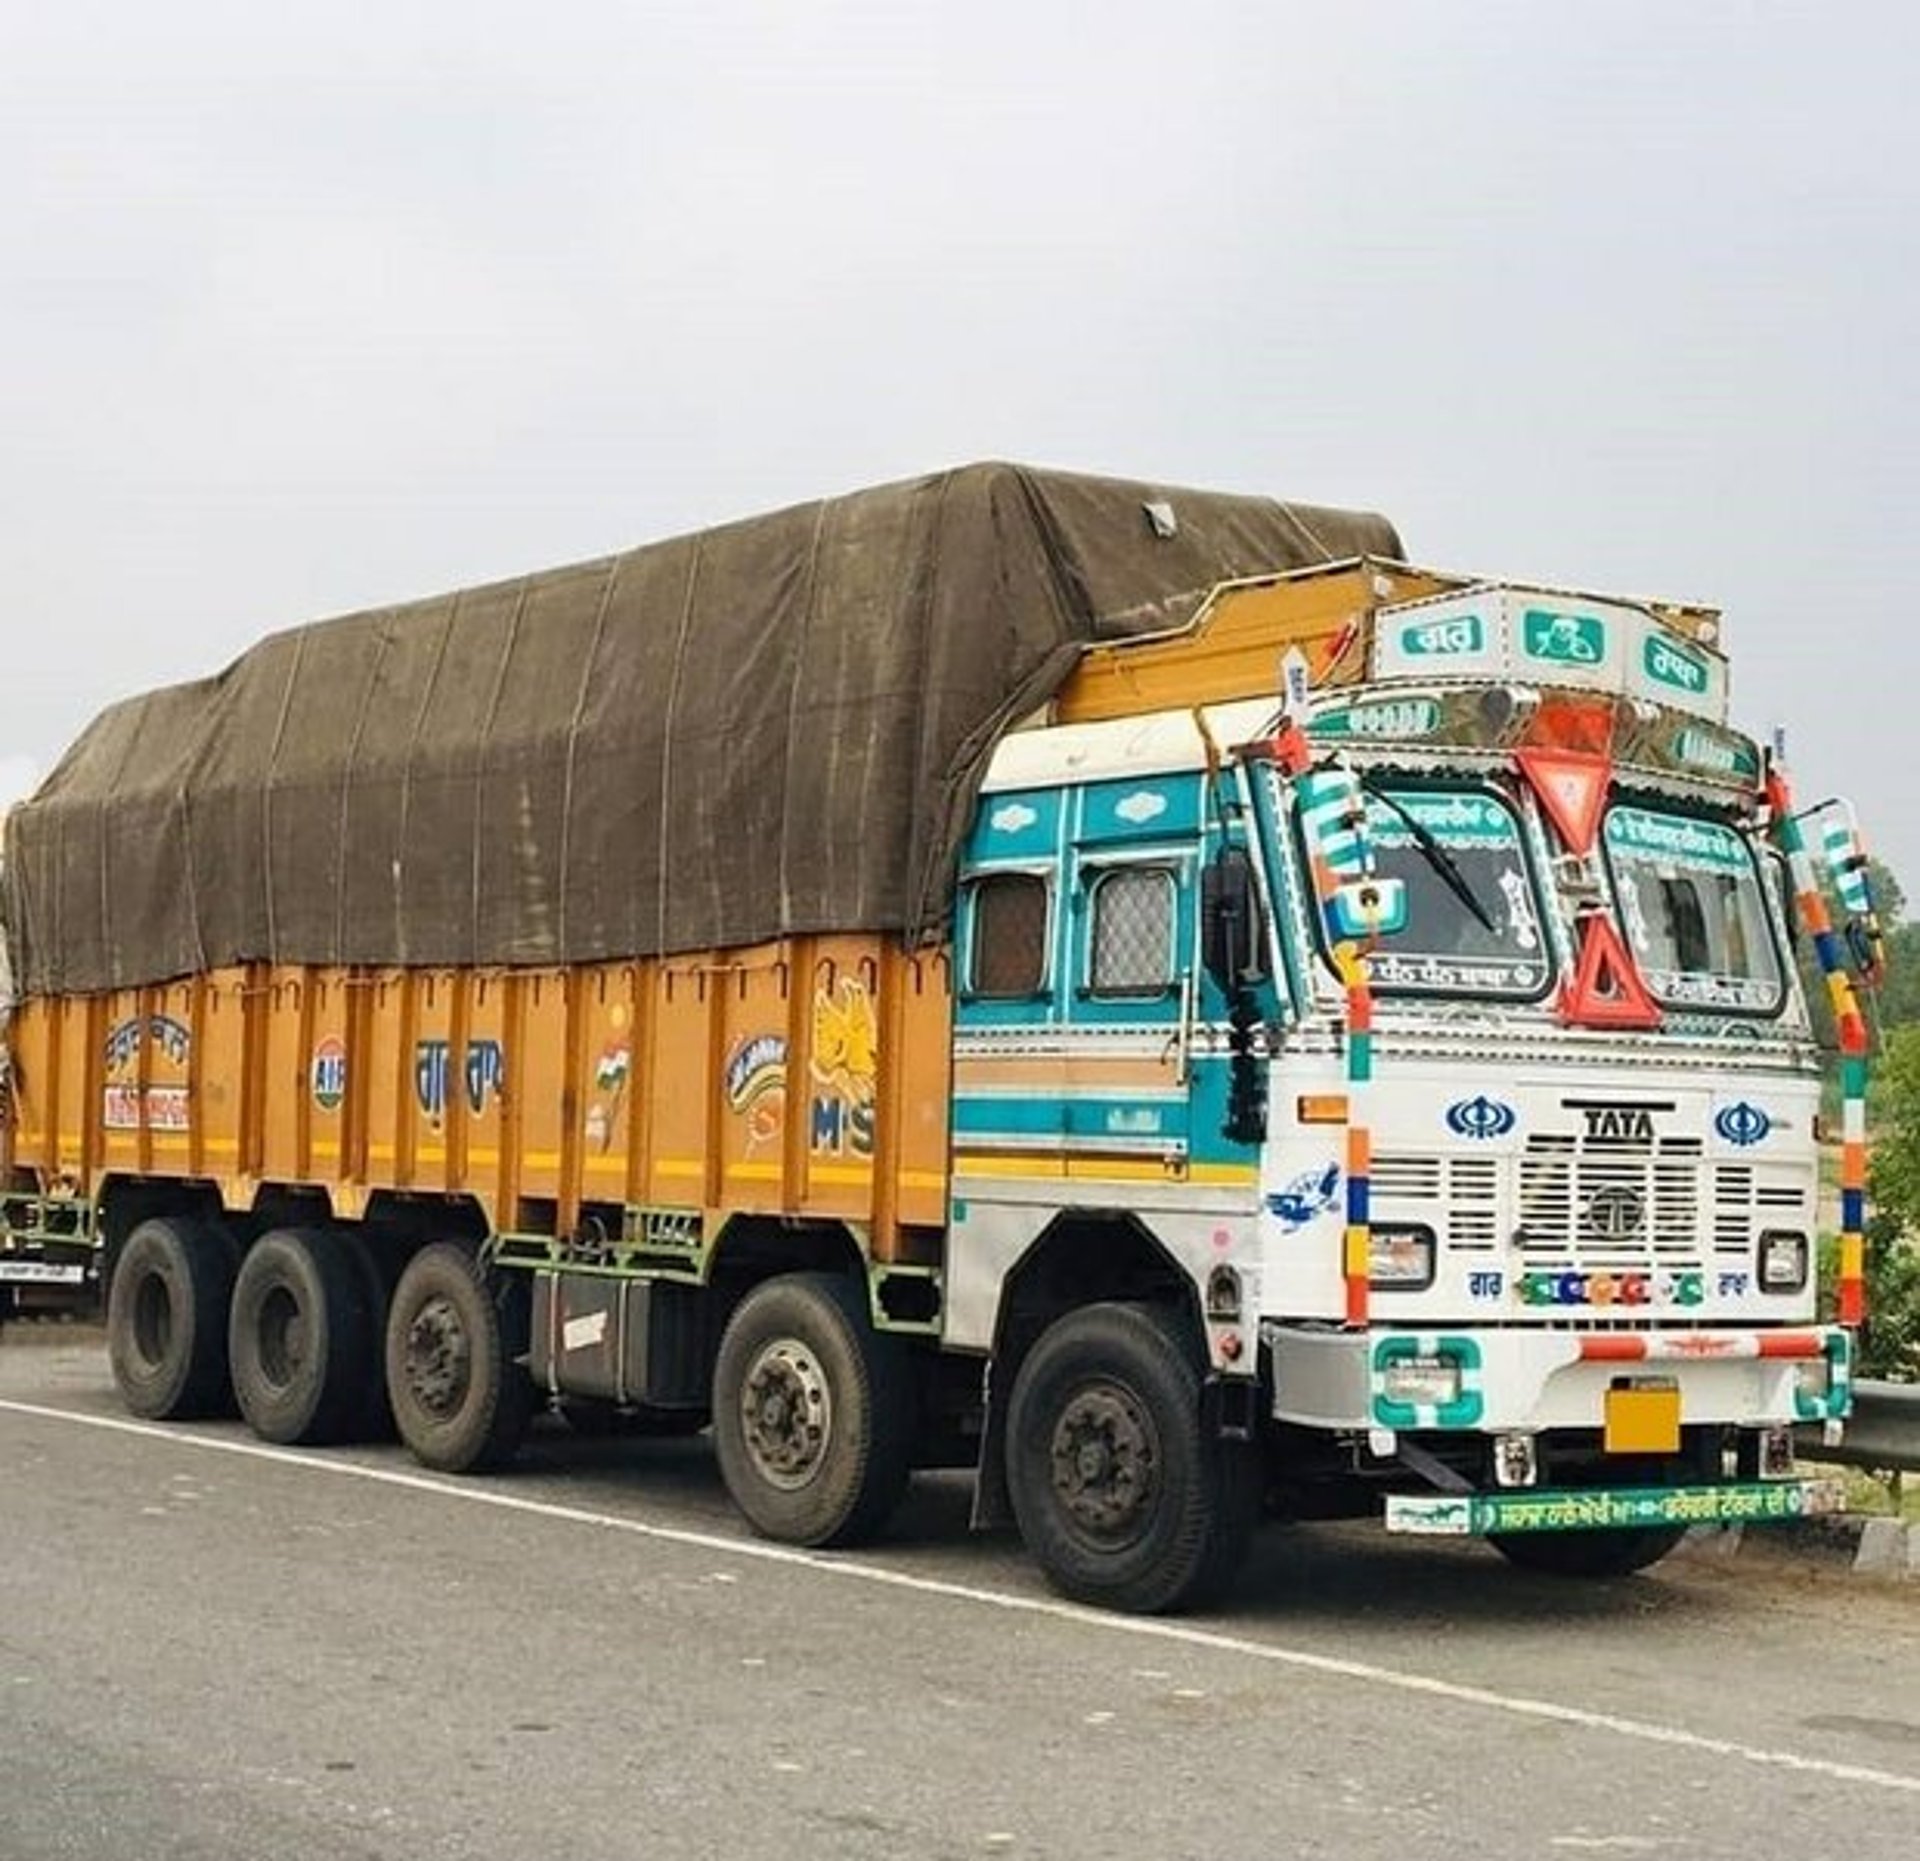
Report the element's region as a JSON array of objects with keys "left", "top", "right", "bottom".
[
  {"left": 1559, "top": 916, "right": 1662, "bottom": 1029},
  {"left": 1517, "top": 748, "right": 1611, "bottom": 856}
]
